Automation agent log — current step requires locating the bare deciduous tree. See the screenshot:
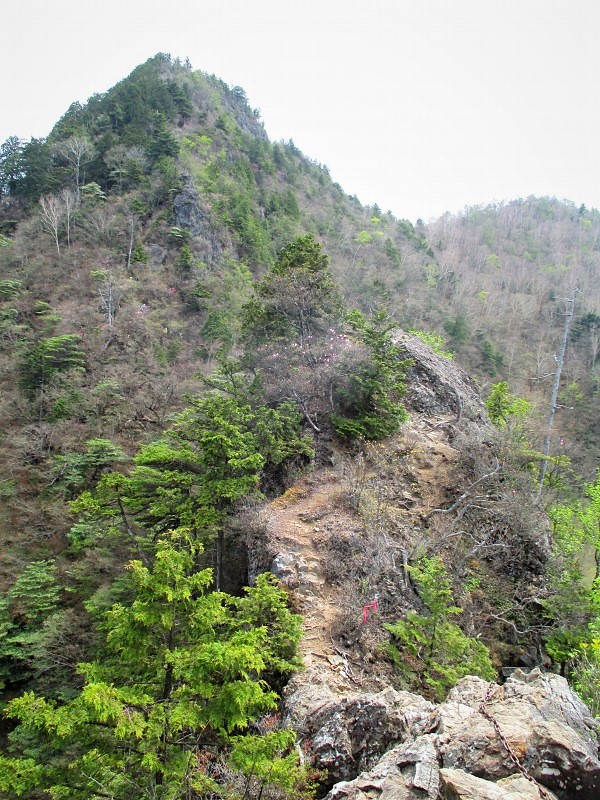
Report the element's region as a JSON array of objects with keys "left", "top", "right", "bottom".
[
  {"left": 39, "top": 193, "right": 65, "bottom": 258},
  {"left": 53, "top": 135, "right": 96, "bottom": 199},
  {"left": 538, "top": 288, "right": 579, "bottom": 493},
  {"left": 61, "top": 187, "right": 78, "bottom": 248}
]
